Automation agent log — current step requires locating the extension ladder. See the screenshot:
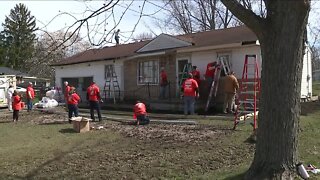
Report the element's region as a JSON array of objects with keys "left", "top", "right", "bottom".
[
  {"left": 205, "top": 58, "right": 231, "bottom": 112},
  {"left": 104, "top": 65, "right": 120, "bottom": 104},
  {"left": 179, "top": 63, "right": 193, "bottom": 87},
  {"left": 233, "top": 55, "right": 260, "bottom": 131}
]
